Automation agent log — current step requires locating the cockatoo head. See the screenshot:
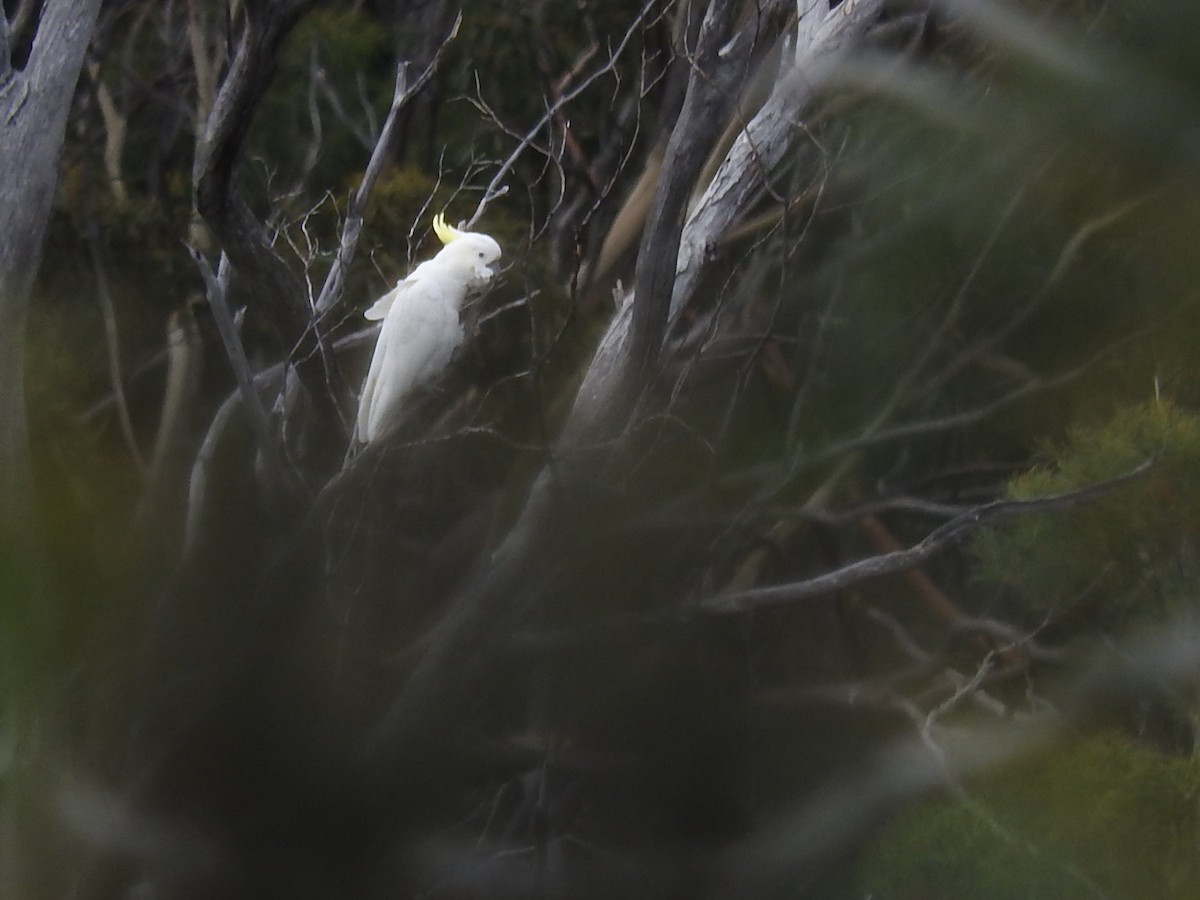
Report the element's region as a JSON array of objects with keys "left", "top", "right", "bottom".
[{"left": 432, "top": 212, "right": 502, "bottom": 287}]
